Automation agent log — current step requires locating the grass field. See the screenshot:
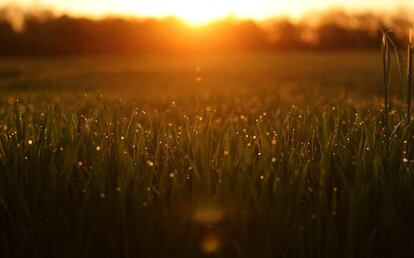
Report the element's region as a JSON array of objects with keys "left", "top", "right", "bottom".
[{"left": 0, "top": 51, "right": 414, "bottom": 258}]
